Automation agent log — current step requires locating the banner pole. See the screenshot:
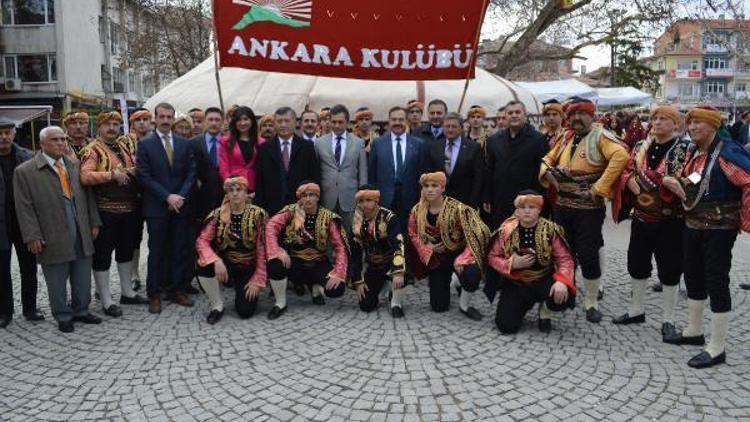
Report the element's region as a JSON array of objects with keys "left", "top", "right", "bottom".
[
  {"left": 458, "top": 0, "right": 490, "bottom": 114},
  {"left": 211, "top": 0, "right": 225, "bottom": 111}
]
